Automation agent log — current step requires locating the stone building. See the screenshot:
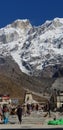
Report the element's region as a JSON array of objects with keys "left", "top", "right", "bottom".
[
  {"left": 24, "top": 91, "right": 38, "bottom": 104},
  {"left": 57, "top": 91, "right": 63, "bottom": 108}
]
